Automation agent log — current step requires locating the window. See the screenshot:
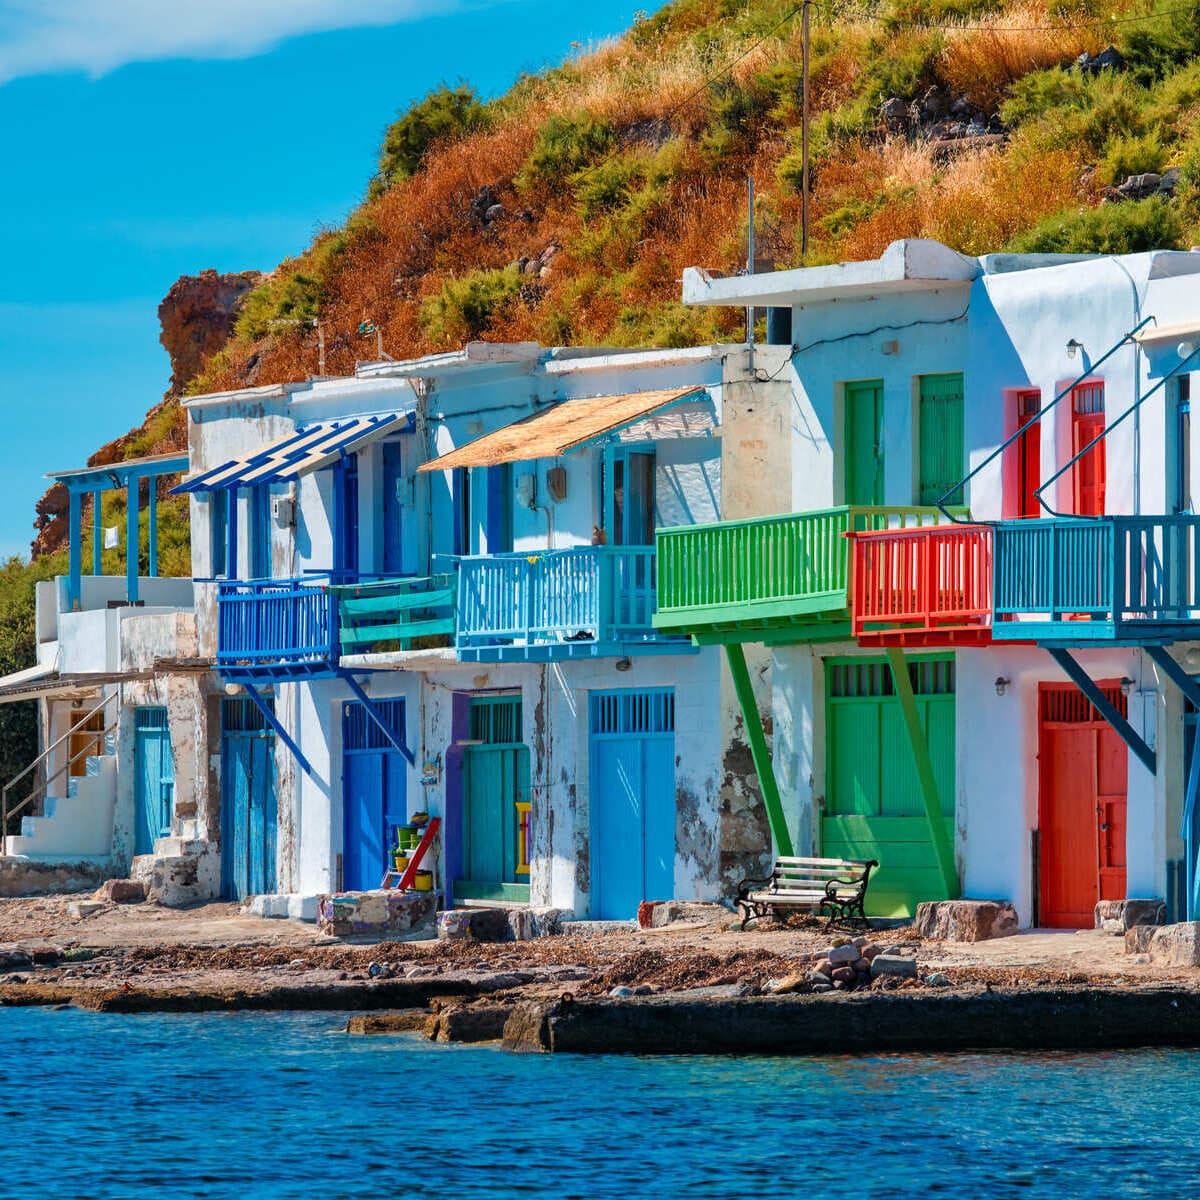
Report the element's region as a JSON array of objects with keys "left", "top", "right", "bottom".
[
  {"left": 249, "top": 486, "right": 272, "bottom": 579},
  {"left": 1177, "top": 375, "right": 1192, "bottom": 515},
  {"left": 917, "top": 373, "right": 964, "bottom": 505},
  {"left": 210, "top": 489, "right": 230, "bottom": 577},
  {"left": 485, "top": 464, "right": 513, "bottom": 554},
  {"left": 1071, "top": 381, "right": 1106, "bottom": 517},
  {"left": 452, "top": 467, "right": 471, "bottom": 557}
]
